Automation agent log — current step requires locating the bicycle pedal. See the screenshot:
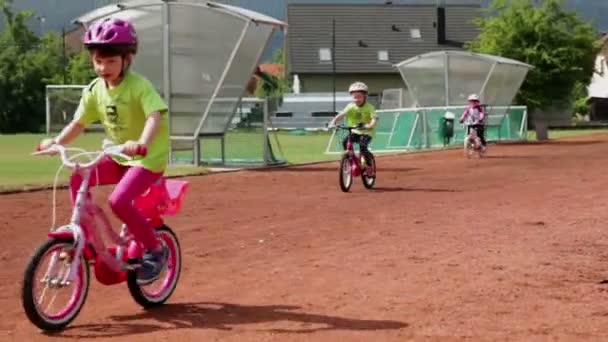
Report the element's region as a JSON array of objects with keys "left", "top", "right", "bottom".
[
  {"left": 49, "top": 278, "right": 62, "bottom": 288},
  {"left": 58, "top": 251, "right": 70, "bottom": 260},
  {"left": 125, "top": 258, "right": 142, "bottom": 271},
  {"left": 124, "top": 264, "right": 141, "bottom": 271}
]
